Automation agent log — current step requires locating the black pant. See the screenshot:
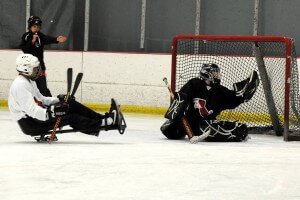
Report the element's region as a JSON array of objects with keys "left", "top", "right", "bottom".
[
  {"left": 36, "top": 72, "right": 52, "bottom": 97},
  {"left": 18, "top": 100, "right": 106, "bottom": 136}
]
